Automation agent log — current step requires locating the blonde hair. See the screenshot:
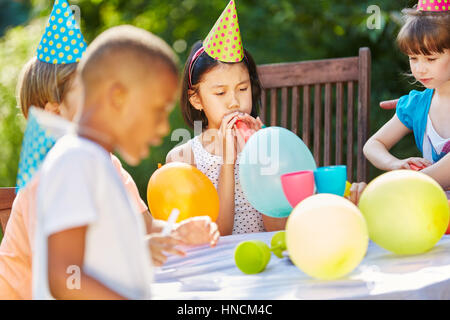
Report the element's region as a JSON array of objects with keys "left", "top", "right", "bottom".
[
  {"left": 397, "top": 9, "right": 450, "bottom": 56},
  {"left": 16, "top": 56, "right": 77, "bottom": 118}
]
